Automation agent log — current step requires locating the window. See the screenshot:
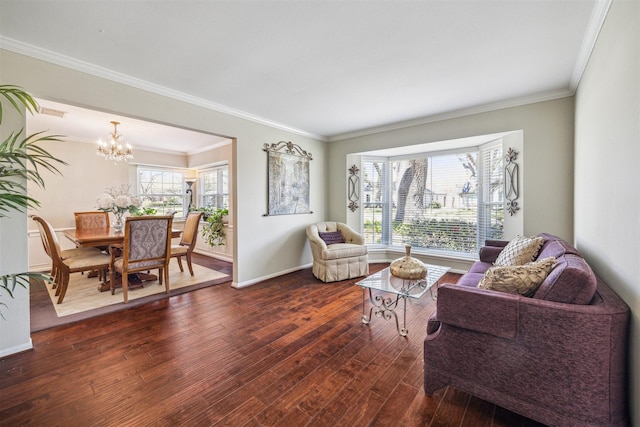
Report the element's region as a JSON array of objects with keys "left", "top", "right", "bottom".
[
  {"left": 362, "top": 142, "right": 503, "bottom": 256},
  {"left": 137, "top": 168, "right": 186, "bottom": 216},
  {"left": 199, "top": 165, "right": 228, "bottom": 209}
]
